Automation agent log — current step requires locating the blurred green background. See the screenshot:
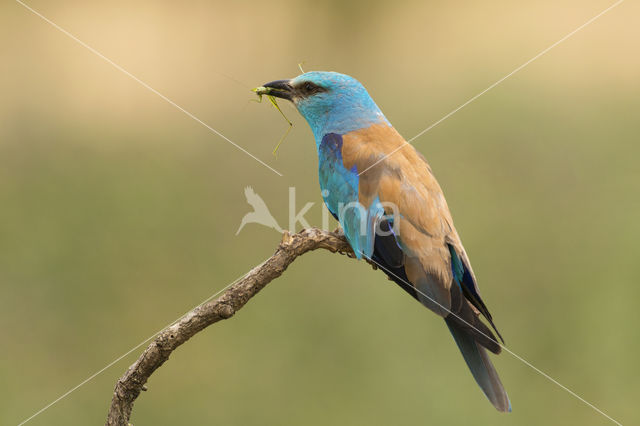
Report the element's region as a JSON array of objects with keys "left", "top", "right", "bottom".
[{"left": 1, "top": 1, "right": 639, "bottom": 425}]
